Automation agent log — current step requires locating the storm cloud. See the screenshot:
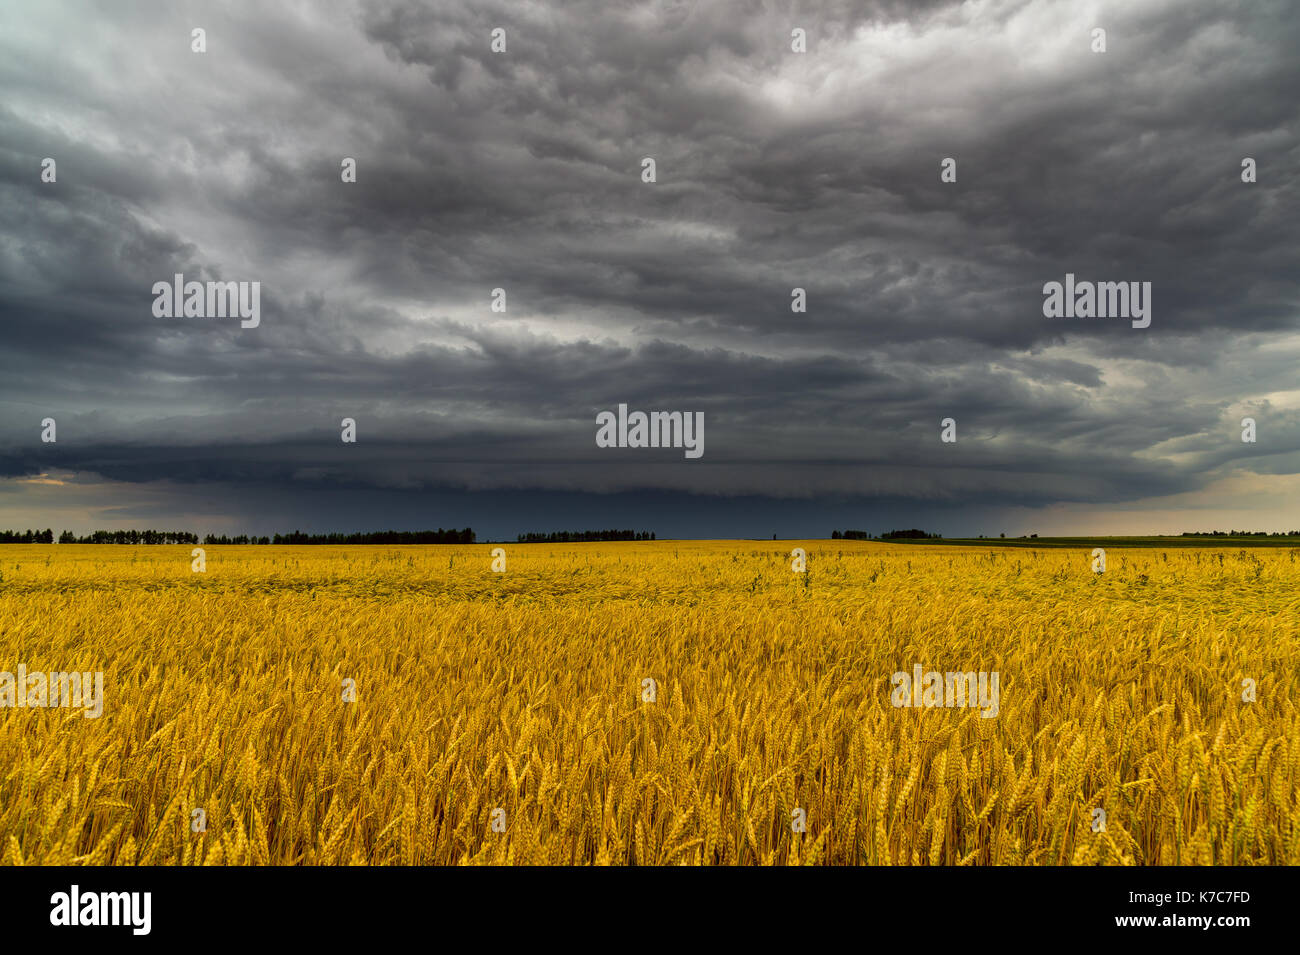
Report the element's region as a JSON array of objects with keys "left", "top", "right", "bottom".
[{"left": 1, "top": 0, "right": 1297, "bottom": 537}]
